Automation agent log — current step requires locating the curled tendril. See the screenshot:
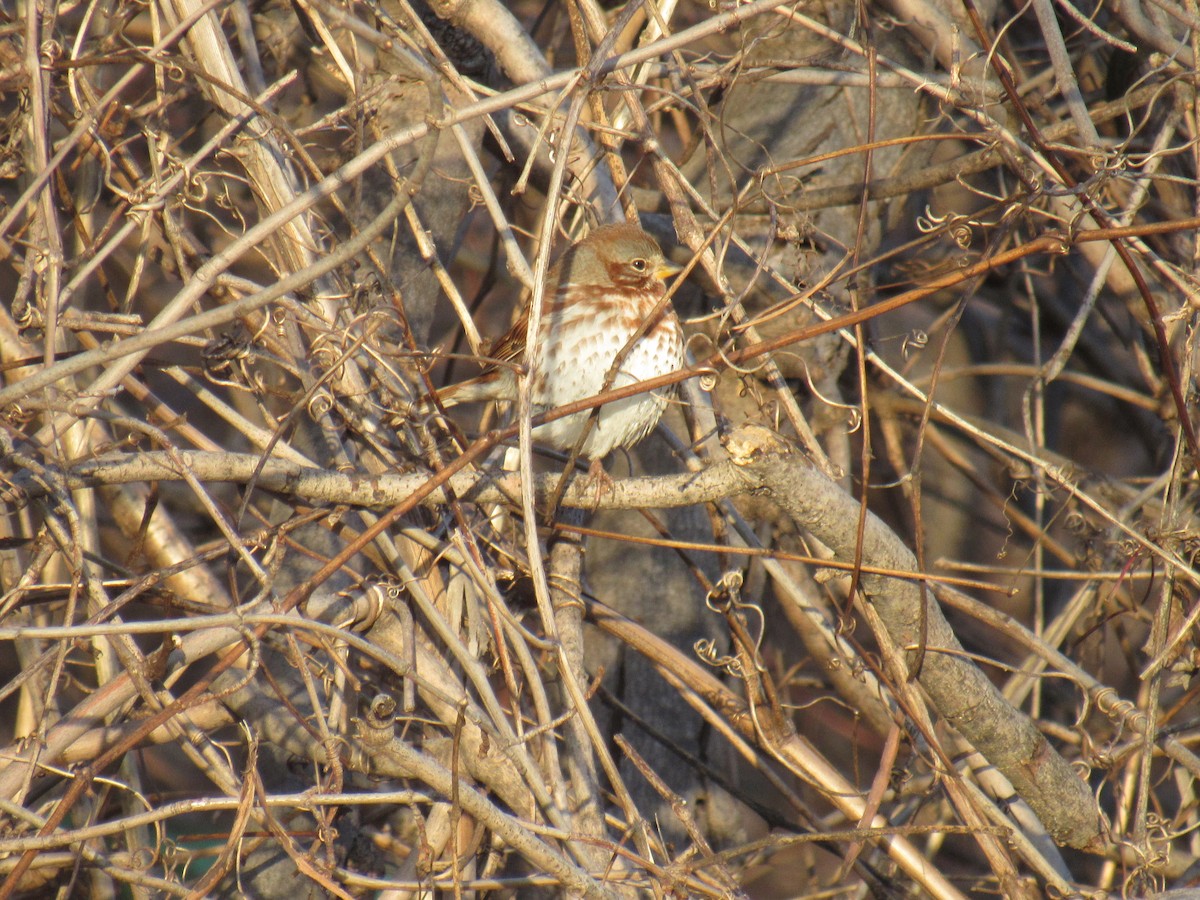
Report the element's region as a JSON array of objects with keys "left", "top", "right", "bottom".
[
  {"left": 714, "top": 335, "right": 771, "bottom": 377},
  {"left": 1098, "top": 147, "right": 1131, "bottom": 175},
  {"left": 916, "top": 205, "right": 995, "bottom": 249},
  {"left": 902, "top": 329, "right": 928, "bottom": 359},
  {"left": 310, "top": 344, "right": 338, "bottom": 370},
  {"left": 307, "top": 391, "right": 334, "bottom": 418},
  {"left": 184, "top": 172, "right": 207, "bottom": 203},
  {"left": 800, "top": 361, "right": 861, "bottom": 433},
  {"left": 1093, "top": 685, "right": 1146, "bottom": 734},
  {"left": 246, "top": 312, "right": 270, "bottom": 344},
  {"left": 345, "top": 580, "right": 397, "bottom": 631},
  {"left": 4, "top": 404, "right": 30, "bottom": 426},
  {"left": 40, "top": 40, "right": 62, "bottom": 65},
  {"left": 705, "top": 569, "right": 744, "bottom": 612},
  {"left": 1117, "top": 538, "right": 1141, "bottom": 558},
  {"left": 316, "top": 820, "right": 337, "bottom": 846},
  {"left": 1069, "top": 759, "right": 1092, "bottom": 782},
  {"left": 704, "top": 571, "right": 769, "bottom": 675},
  {"left": 695, "top": 637, "right": 742, "bottom": 675},
  {"left": 212, "top": 184, "right": 235, "bottom": 211},
  {"left": 12, "top": 294, "right": 41, "bottom": 335},
  {"left": 915, "top": 206, "right": 952, "bottom": 233}
]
